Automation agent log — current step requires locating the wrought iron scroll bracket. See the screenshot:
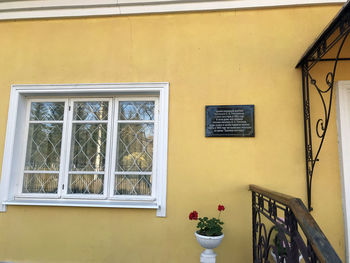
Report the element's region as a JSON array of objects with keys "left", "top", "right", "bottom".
[{"left": 302, "top": 31, "right": 349, "bottom": 212}]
